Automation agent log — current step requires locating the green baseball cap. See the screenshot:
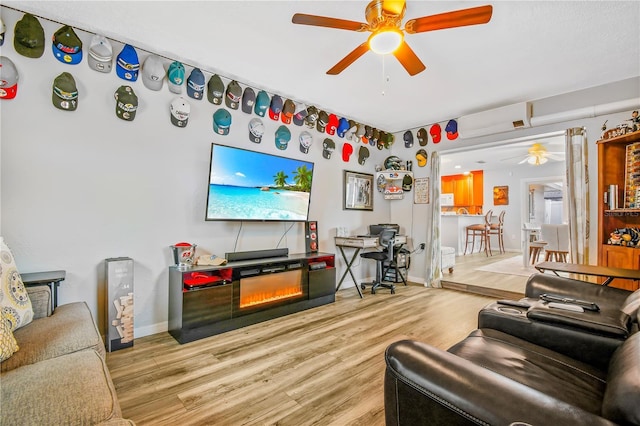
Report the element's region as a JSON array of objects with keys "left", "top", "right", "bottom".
[
  {"left": 114, "top": 85, "right": 138, "bottom": 121},
  {"left": 52, "top": 72, "right": 78, "bottom": 111},
  {"left": 207, "top": 74, "right": 224, "bottom": 105},
  {"left": 14, "top": 13, "right": 45, "bottom": 58}
]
